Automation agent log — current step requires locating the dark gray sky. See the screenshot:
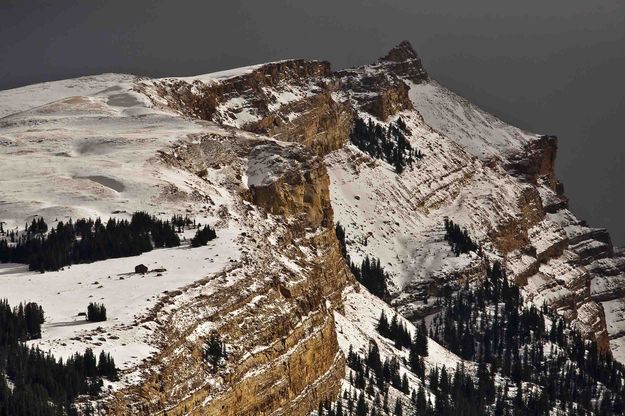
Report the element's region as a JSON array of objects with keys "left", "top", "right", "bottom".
[{"left": 2, "top": 0, "right": 624, "bottom": 244}]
